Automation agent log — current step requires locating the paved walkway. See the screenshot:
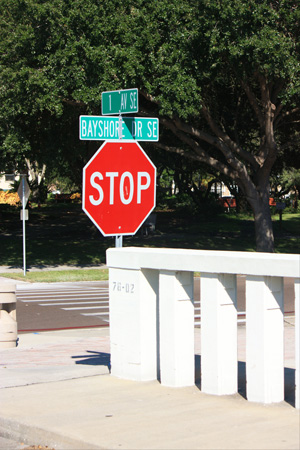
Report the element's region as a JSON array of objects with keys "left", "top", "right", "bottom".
[{"left": 0, "top": 322, "right": 299, "bottom": 450}]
